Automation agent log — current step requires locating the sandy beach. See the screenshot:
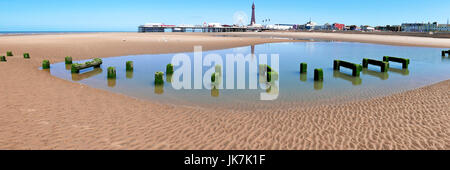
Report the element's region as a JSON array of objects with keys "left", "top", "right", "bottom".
[{"left": 0, "top": 32, "right": 449, "bottom": 150}]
